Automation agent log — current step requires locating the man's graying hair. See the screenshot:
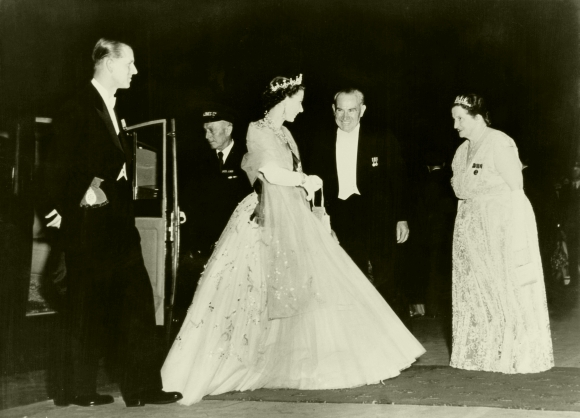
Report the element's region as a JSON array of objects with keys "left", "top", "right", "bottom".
[
  {"left": 333, "top": 88, "right": 365, "bottom": 106},
  {"left": 92, "top": 38, "right": 130, "bottom": 70}
]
